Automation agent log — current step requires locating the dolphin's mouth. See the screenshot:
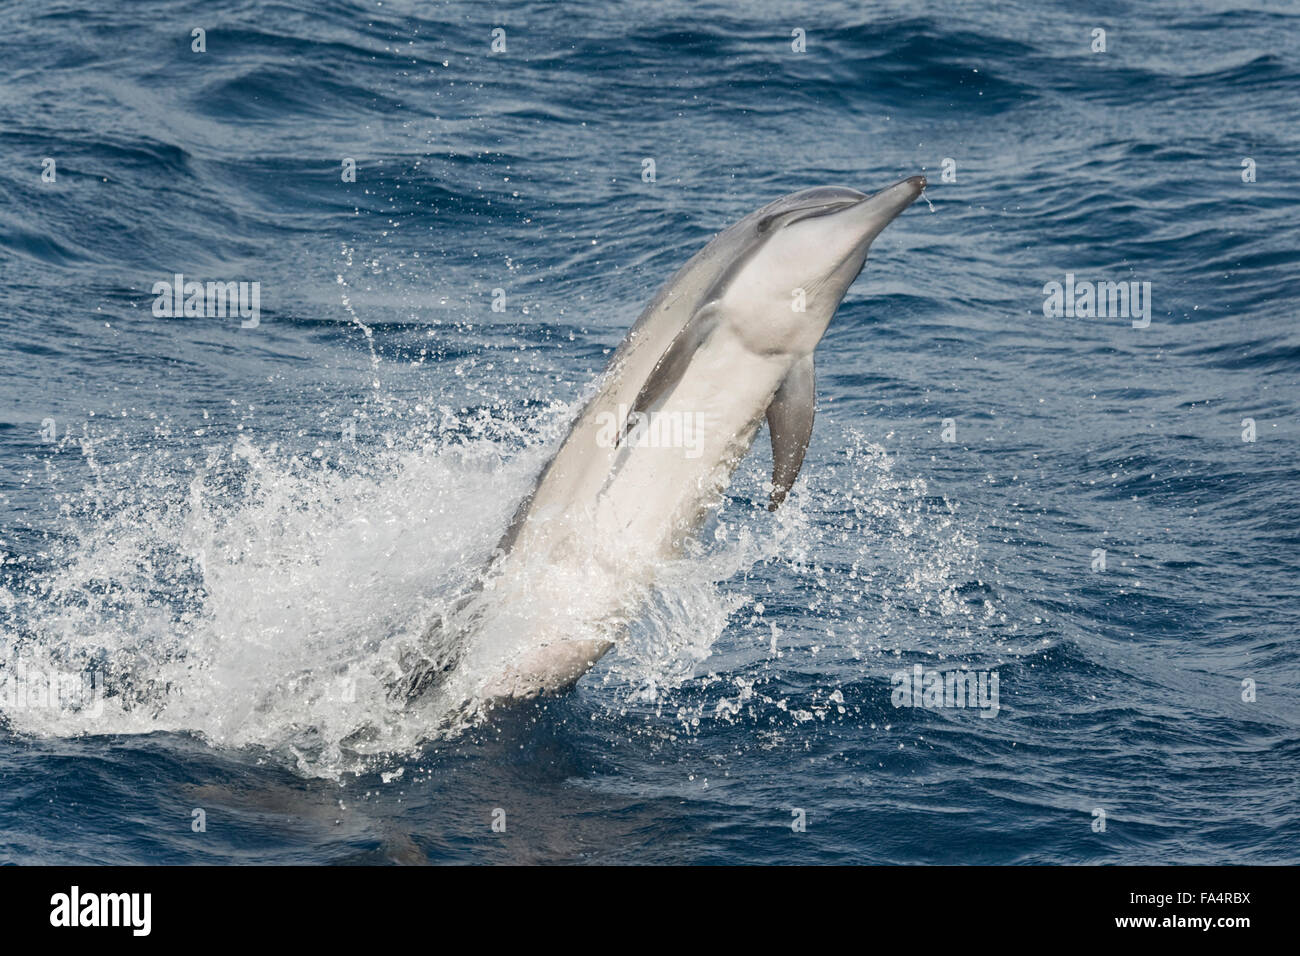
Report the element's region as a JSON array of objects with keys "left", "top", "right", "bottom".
[
  {"left": 861, "top": 174, "right": 927, "bottom": 214},
  {"left": 847, "top": 174, "right": 927, "bottom": 243},
  {"left": 796, "top": 175, "right": 925, "bottom": 293},
  {"left": 756, "top": 176, "right": 926, "bottom": 236},
  {"left": 789, "top": 175, "right": 926, "bottom": 227}
]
